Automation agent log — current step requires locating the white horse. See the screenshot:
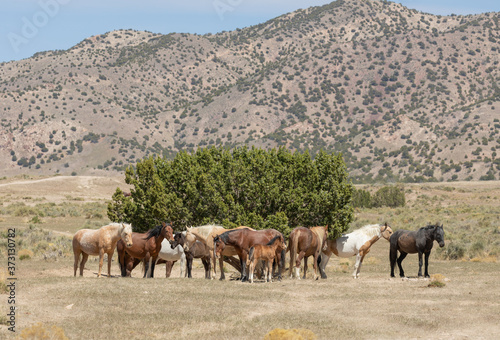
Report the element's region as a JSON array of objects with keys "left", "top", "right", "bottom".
[
  {"left": 157, "top": 239, "right": 186, "bottom": 278},
  {"left": 318, "top": 223, "right": 393, "bottom": 279}
]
